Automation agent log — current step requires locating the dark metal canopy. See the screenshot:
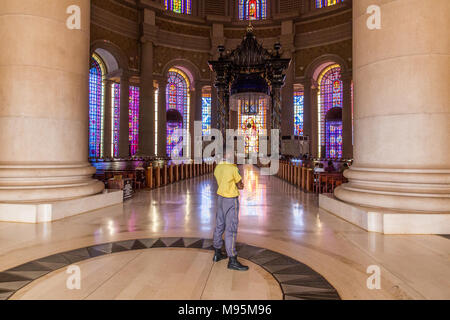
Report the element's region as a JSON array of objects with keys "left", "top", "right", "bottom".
[{"left": 207, "top": 23, "right": 291, "bottom": 137}]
